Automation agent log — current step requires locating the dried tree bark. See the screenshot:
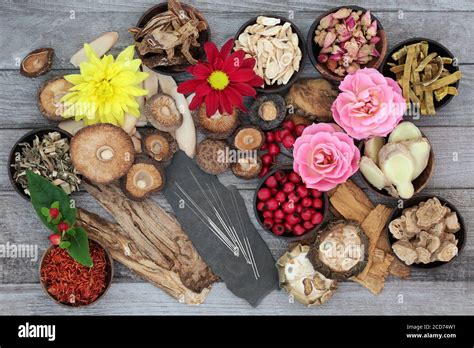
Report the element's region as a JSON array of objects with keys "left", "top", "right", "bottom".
[{"left": 77, "top": 182, "right": 218, "bottom": 305}]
